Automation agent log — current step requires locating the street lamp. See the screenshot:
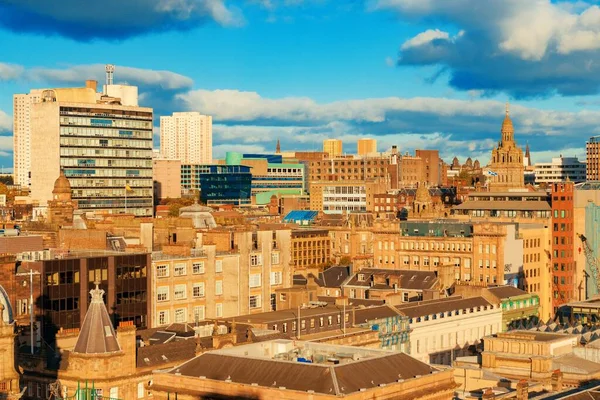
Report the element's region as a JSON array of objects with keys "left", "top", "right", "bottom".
[{"left": 16, "top": 268, "right": 40, "bottom": 355}]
